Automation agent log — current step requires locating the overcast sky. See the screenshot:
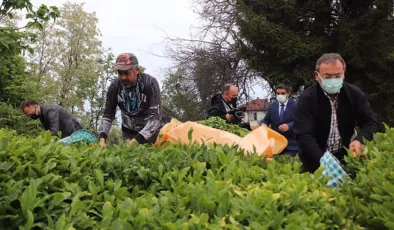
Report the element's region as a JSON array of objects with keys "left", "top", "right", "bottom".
[
  {"left": 31, "top": 0, "right": 198, "bottom": 85},
  {"left": 30, "top": 0, "right": 266, "bottom": 99}
]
